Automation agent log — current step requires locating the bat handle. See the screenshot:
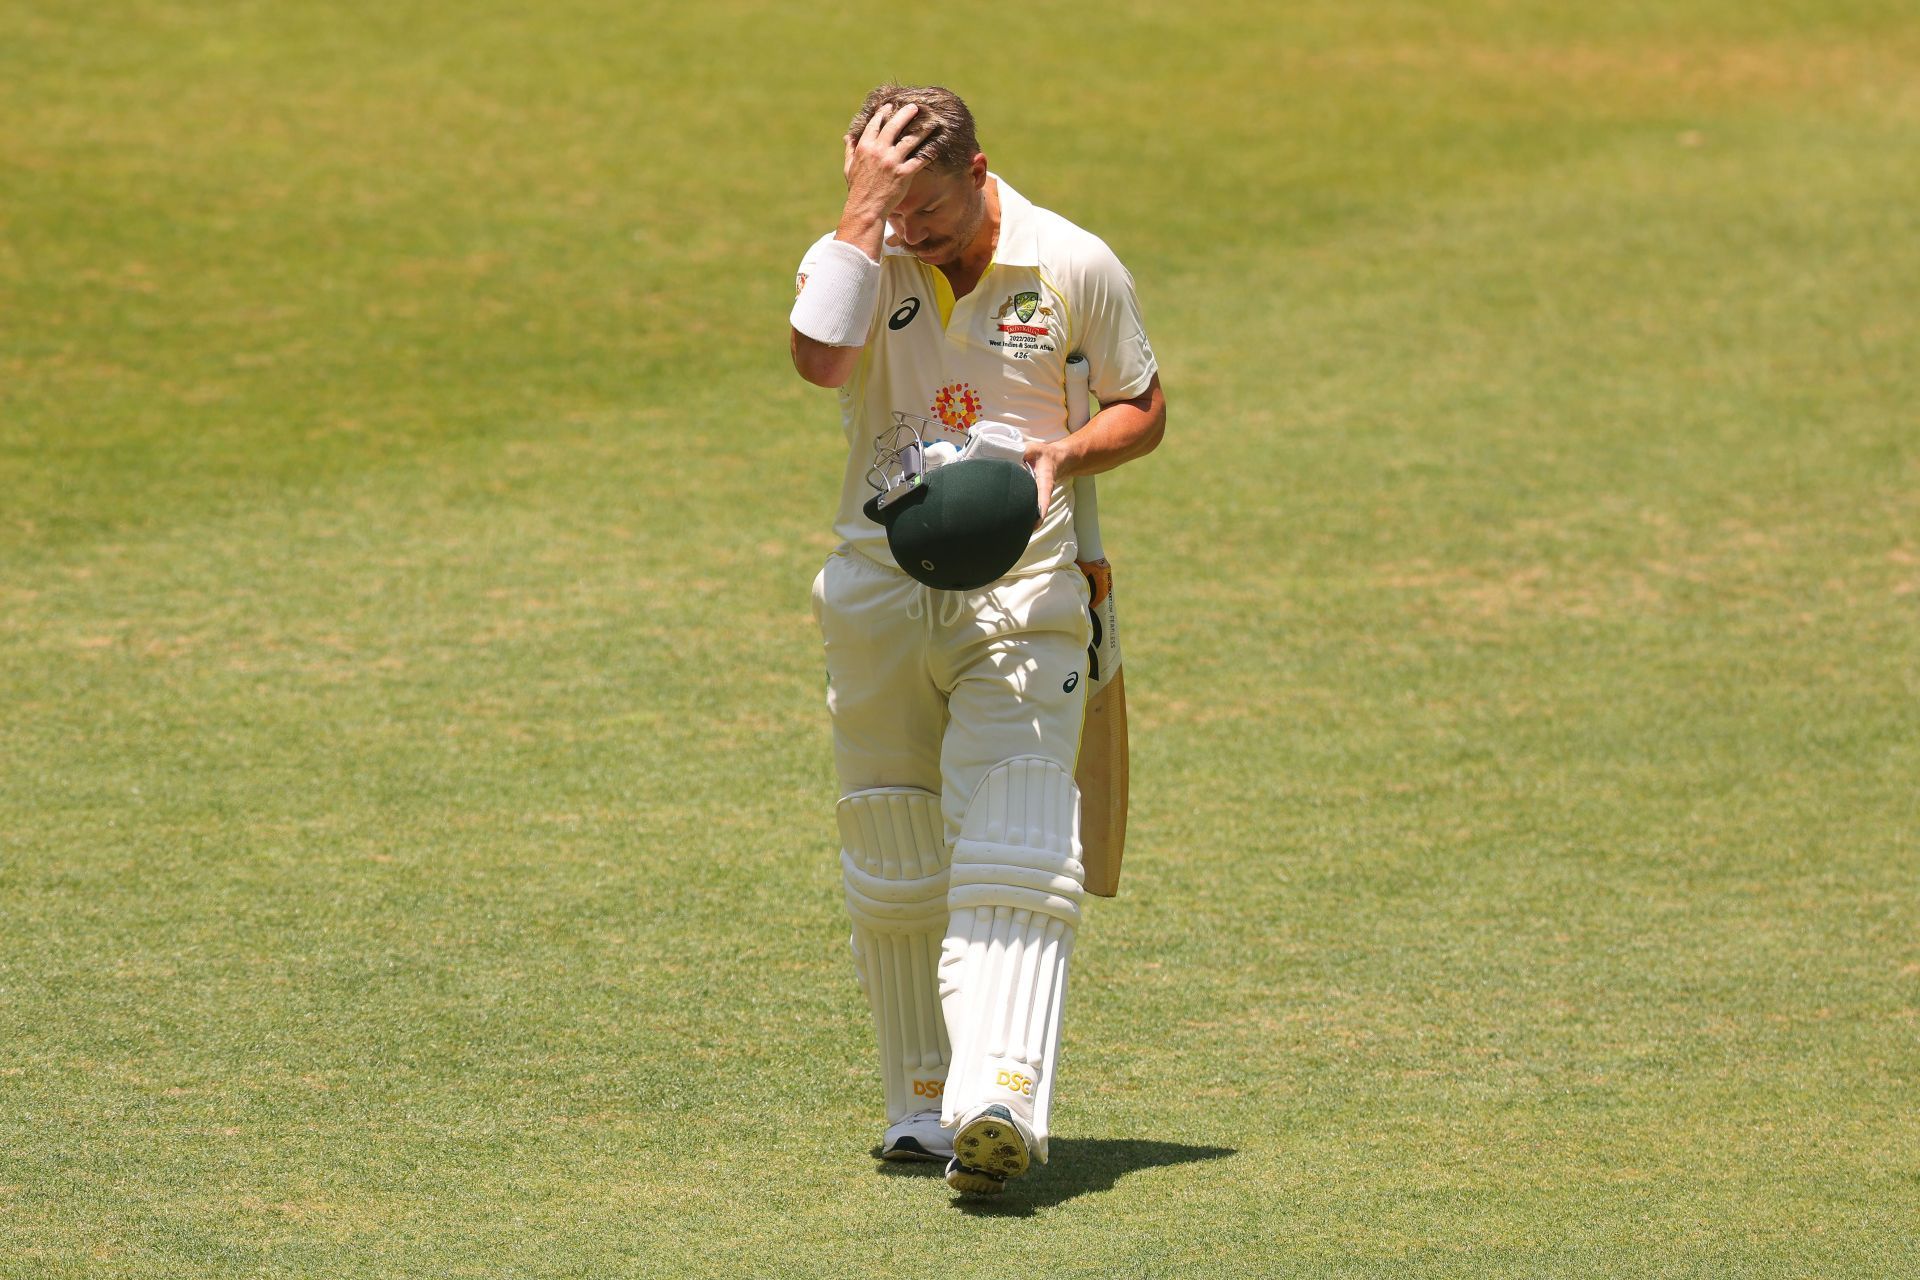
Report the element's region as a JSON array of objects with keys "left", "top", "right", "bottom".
[{"left": 1066, "top": 353, "right": 1106, "bottom": 559}]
